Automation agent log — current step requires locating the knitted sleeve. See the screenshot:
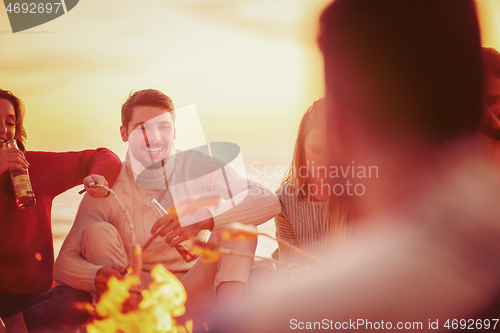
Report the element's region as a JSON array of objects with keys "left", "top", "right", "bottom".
[{"left": 179, "top": 151, "right": 281, "bottom": 228}]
